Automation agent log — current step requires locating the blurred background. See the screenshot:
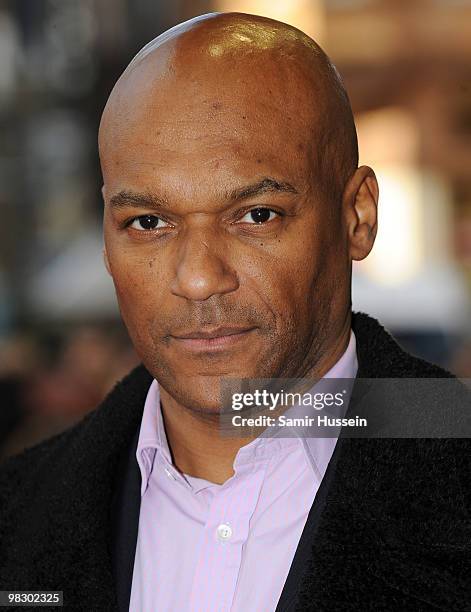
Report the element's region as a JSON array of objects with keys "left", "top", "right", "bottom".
[{"left": 0, "top": 0, "right": 470, "bottom": 461}]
